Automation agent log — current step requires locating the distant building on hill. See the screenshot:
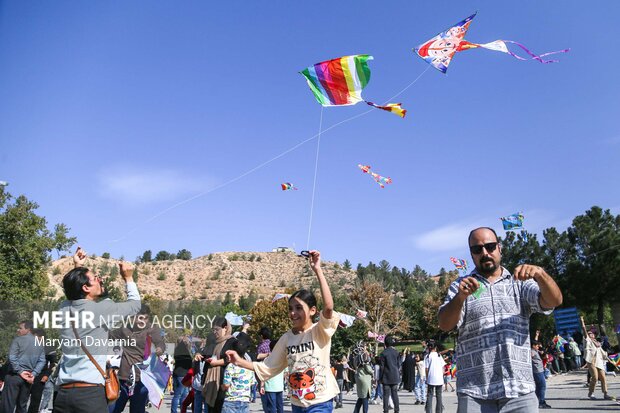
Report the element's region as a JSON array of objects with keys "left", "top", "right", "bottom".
[{"left": 272, "top": 247, "right": 295, "bottom": 253}]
